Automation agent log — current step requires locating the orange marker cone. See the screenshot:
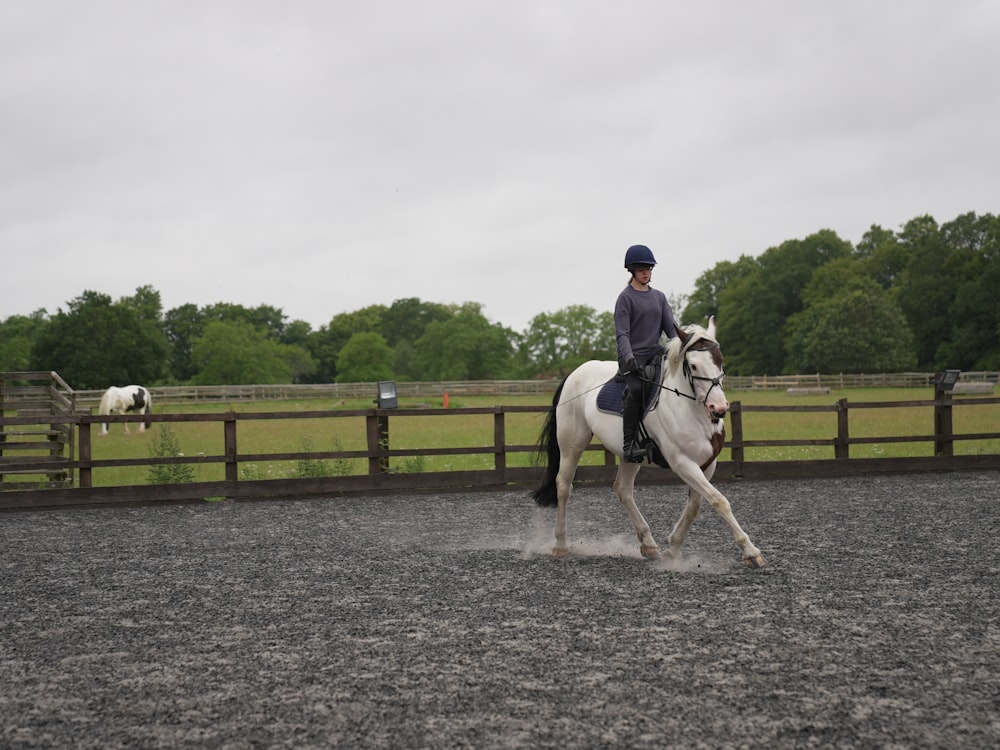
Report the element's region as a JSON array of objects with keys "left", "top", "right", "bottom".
[{"left": 443, "top": 391, "right": 449, "bottom": 409}]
